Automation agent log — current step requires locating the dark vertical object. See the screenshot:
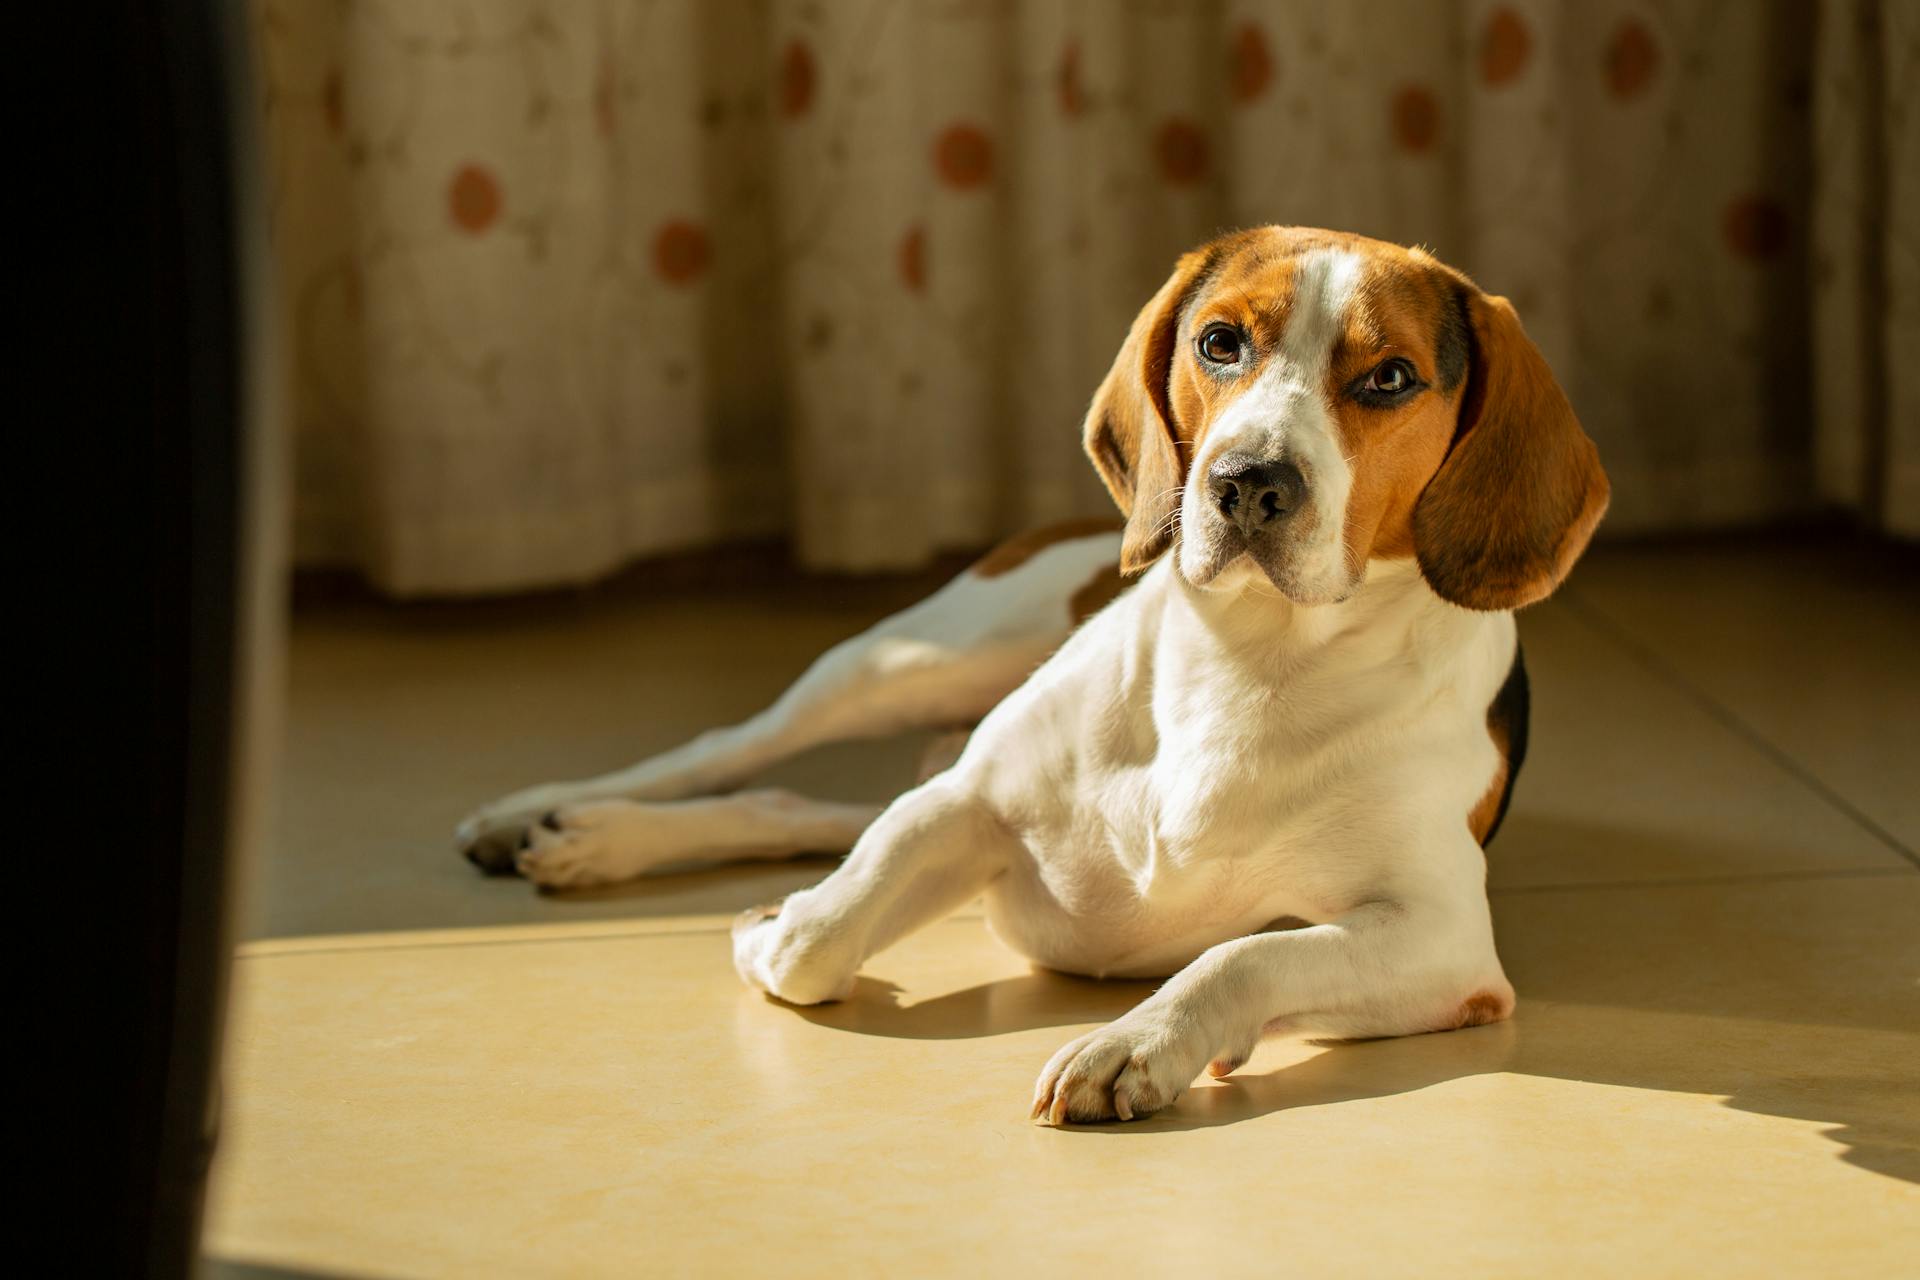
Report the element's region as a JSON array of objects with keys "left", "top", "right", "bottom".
[
  {"left": 1848, "top": 0, "right": 1890, "bottom": 524},
  {"left": 116, "top": 0, "right": 245, "bottom": 1273}
]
